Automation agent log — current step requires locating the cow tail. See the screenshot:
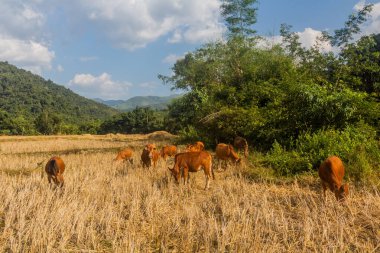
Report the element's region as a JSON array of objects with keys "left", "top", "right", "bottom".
[{"left": 52, "top": 159, "right": 59, "bottom": 175}]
